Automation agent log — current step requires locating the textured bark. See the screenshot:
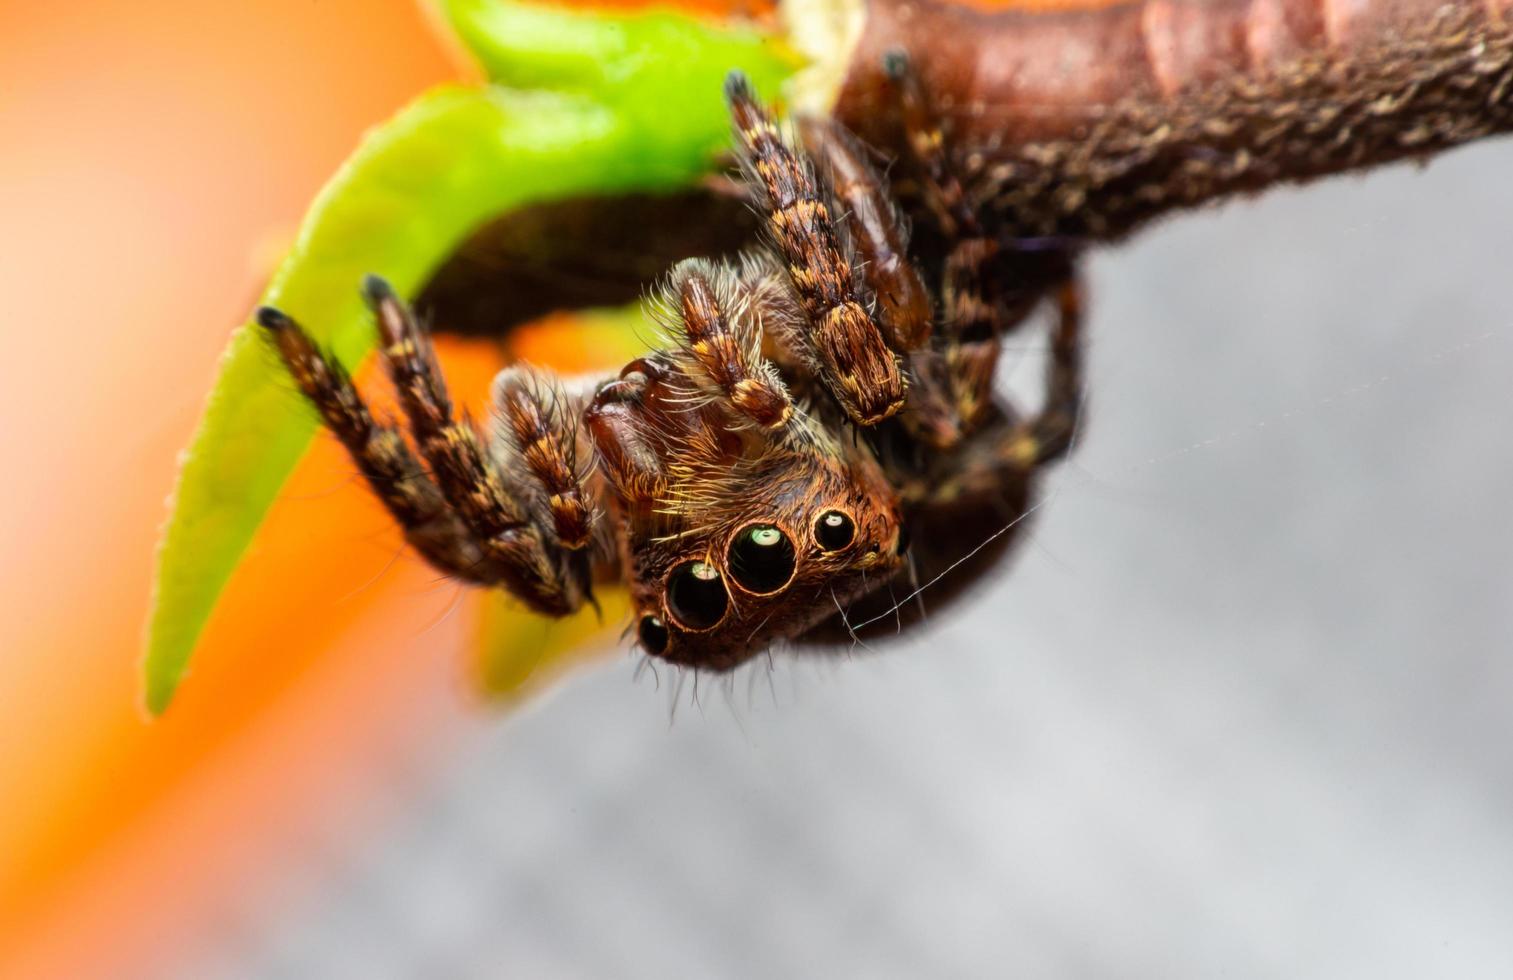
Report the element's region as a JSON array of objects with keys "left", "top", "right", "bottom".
[{"left": 833, "top": 0, "right": 1513, "bottom": 239}]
